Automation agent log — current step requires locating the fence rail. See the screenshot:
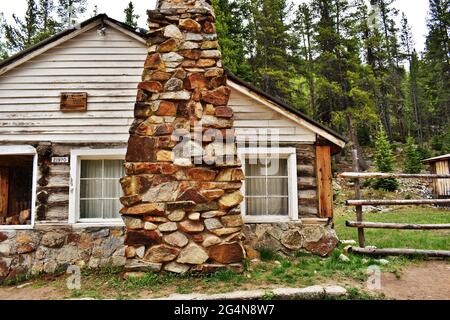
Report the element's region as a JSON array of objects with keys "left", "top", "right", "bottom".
[{"left": 340, "top": 150, "right": 450, "bottom": 257}]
